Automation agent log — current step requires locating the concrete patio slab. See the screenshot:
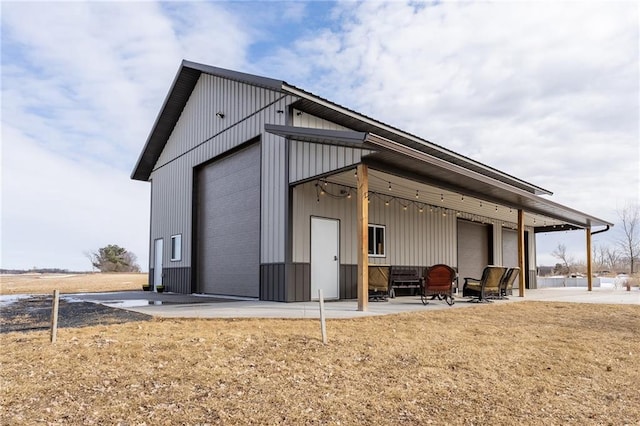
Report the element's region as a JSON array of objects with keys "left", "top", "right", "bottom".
[{"left": 69, "top": 286, "right": 639, "bottom": 320}]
